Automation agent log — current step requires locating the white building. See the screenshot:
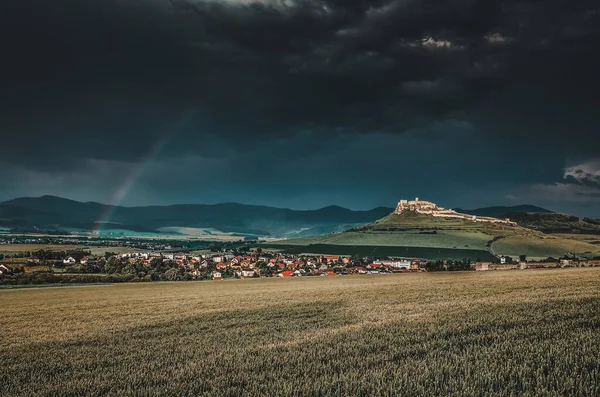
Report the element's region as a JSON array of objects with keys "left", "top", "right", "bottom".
[
  {"left": 63, "top": 256, "right": 76, "bottom": 265},
  {"left": 373, "top": 260, "right": 411, "bottom": 269}
]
